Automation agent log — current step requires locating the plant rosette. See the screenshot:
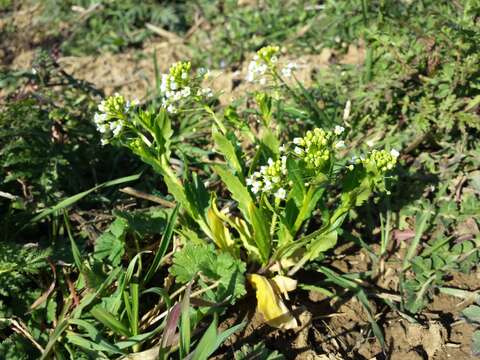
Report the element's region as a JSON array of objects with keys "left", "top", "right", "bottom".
[{"left": 93, "top": 50, "right": 399, "bottom": 330}]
